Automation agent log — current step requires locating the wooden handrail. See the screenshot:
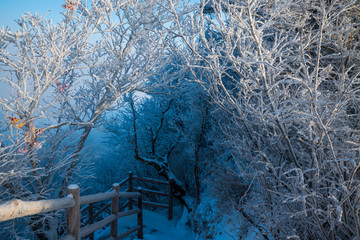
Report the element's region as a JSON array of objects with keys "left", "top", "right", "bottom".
[
  {"left": 74, "top": 185, "right": 143, "bottom": 239},
  {"left": 82, "top": 202, "right": 111, "bottom": 226},
  {"left": 120, "top": 201, "right": 129, "bottom": 211},
  {"left": 80, "top": 191, "right": 139, "bottom": 207},
  {"left": 118, "top": 192, "right": 141, "bottom": 198},
  {"left": 83, "top": 197, "right": 134, "bottom": 226},
  {"left": 81, "top": 205, "right": 89, "bottom": 213},
  {"left": 0, "top": 196, "right": 75, "bottom": 222},
  {"left": 118, "top": 177, "right": 129, "bottom": 187},
  {"left": 130, "top": 174, "right": 174, "bottom": 220},
  {"left": 80, "top": 178, "right": 129, "bottom": 214},
  {"left": 133, "top": 176, "right": 169, "bottom": 185},
  {"left": 0, "top": 186, "right": 144, "bottom": 239},
  {"left": 80, "top": 191, "right": 117, "bottom": 205},
  {"left": 0, "top": 173, "right": 171, "bottom": 239},
  {"left": 80, "top": 214, "right": 117, "bottom": 238},
  {"left": 133, "top": 187, "right": 168, "bottom": 196},
  {"left": 118, "top": 209, "right": 140, "bottom": 218}
]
